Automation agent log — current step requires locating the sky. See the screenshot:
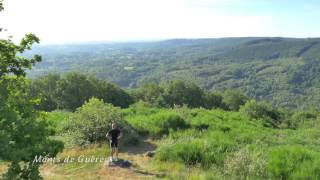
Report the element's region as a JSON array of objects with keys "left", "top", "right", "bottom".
[{"left": 0, "top": 0, "right": 320, "bottom": 44}]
